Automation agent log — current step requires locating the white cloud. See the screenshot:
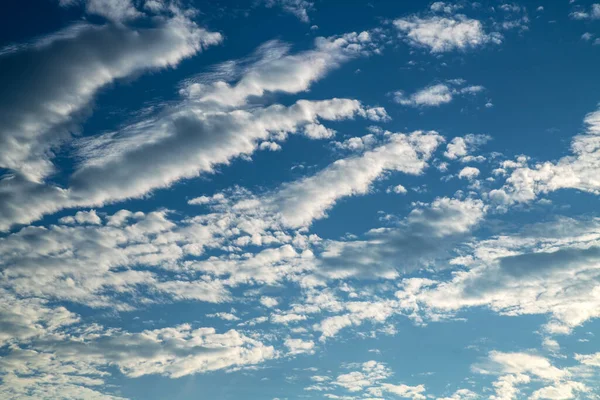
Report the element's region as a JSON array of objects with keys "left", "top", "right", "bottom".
[
  {"left": 489, "top": 106, "right": 600, "bottom": 206},
  {"left": 570, "top": 4, "right": 600, "bottom": 20},
  {"left": 263, "top": 0, "right": 315, "bottom": 23},
  {"left": 156, "top": 280, "right": 231, "bottom": 303},
  {"left": 406, "top": 197, "right": 486, "bottom": 237},
  {"left": 272, "top": 312, "right": 308, "bottom": 324},
  {"left": 394, "top": 84, "right": 452, "bottom": 107},
  {"left": 0, "top": 322, "right": 276, "bottom": 398},
  {"left": 444, "top": 134, "right": 491, "bottom": 160},
  {"left": 489, "top": 374, "right": 531, "bottom": 400},
  {"left": 283, "top": 202, "right": 485, "bottom": 342},
  {"left": 267, "top": 131, "right": 443, "bottom": 228},
  {"left": 574, "top": 352, "right": 600, "bottom": 367},
  {"left": 470, "top": 351, "right": 589, "bottom": 400},
  {"left": 314, "top": 197, "right": 486, "bottom": 283},
  {"left": 44, "top": 324, "right": 276, "bottom": 378},
  {"left": 400, "top": 217, "right": 600, "bottom": 334},
  {"left": 58, "top": 209, "right": 102, "bottom": 225},
  {"left": 474, "top": 351, "right": 567, "bottom": 381},
  {"left": 303, "top": 123, "right": 337, "bottom": 139},
  {"left": 60, "top": 0, "right": 143, "bottom": 22},
  {"left": 182, "top": 33, "right": 381, "bottom": 108},
  {"left": 0, "top": 209, "right": 232, "bottom": 307},
  {"left": 313, "top": 300, "right": 397, "bottom": 341},
  {"left": 207, "top": 312, "right": 240, "bottom": 321},
  {"left": 430, "top": 2, "right": 463, "bottom": 14},
  {"left": 0, "top": 347, "right": 128, "bottom": 400},
  {"left": 0, "top": 290, "right": 79, "bottom": 347},
  {"left": 375, "top": 383, "right": 426, "bottom": 399},
  {"left": 190, "top": 244, "right": 312, "bottom": 288},
  {"left": 284, "top": 338, "right": 315, "bottom": 355},
  {"left": 260, "top": 296, "right": 279, "bottom": 308},
  {"left": 85, "top": 0, "right": 142, "bottom": 21},
  {"left": 393, "top": 81, "right": 485, "bottom": 107},
  {"left": 334, "top": 134, "right": 378, "bottom": 152},
  {"left": 458, "top": 166, "right": 480, "bottom": 180},
  {"left": 0, "top": 142, "right": 478, "bottom": 318},
  {"left": 387, "top": 184, "right": 408, "bottom": 194},
  {"left": 394, "top": 15, "right": 502, "bottom": 53},
  {"left": 188, "top": 193, "right": 226, "bottom": 206},
  {"left": 0, "top": 11, "right": 221, "bottom": 183},
  {"left": 327, "top": 361, "right": 427, "bottom": 399},
  {"left": 69, "top": 99, "right": 370, "bottom": 222},
  {"left": 334, "top": 361, "right": 391, "bottom": 392},
  {"left": 0, "top": 32, "right": 383, "bottom": 231},
  {"left": 542, "top": 337, "right": 561, "bottom": 353},
  {"left": 4, "top": 4, "right": 600, "bottom": 399},
  {"left": 437, "top": 388, "right": 479, "bottom": 400},
  {"left": 363, "top": 106, "right": 391, "bottom": 122},
  {"left": 530, "top": 381, "right": 589, "bottom": 400},
  {"left": 260, "top": 141, "right": 282, "bottom": 151}
]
